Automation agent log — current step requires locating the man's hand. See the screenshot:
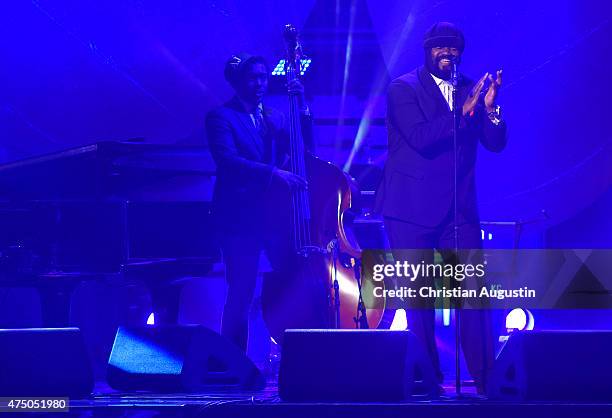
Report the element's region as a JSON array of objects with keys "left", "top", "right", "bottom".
[
  {"left": 484, "top": 70, "right": 502, "bottom": 112},
  {"left": 462, "top": 73, "right": 488, "bottom": 116},
  {"left": 287, "top": 79, "right": 306, "bottom": 109},
  {"left": 272, "top": 168, "right": 308, "bottom": 190}
]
